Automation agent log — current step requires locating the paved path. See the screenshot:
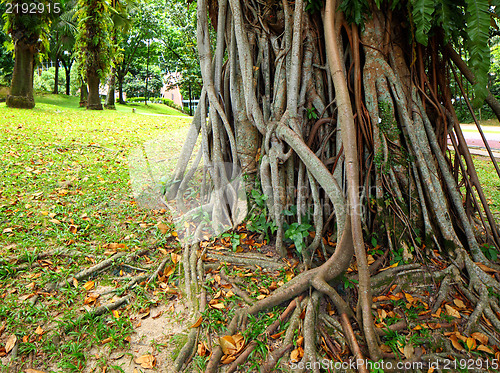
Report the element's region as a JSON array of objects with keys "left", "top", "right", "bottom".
[
  {"left": 446, "top": 124, "right": 500, "bottom": 159},
  {"left": 459, "top": 124, "right": 500, "bottom": 150}
]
